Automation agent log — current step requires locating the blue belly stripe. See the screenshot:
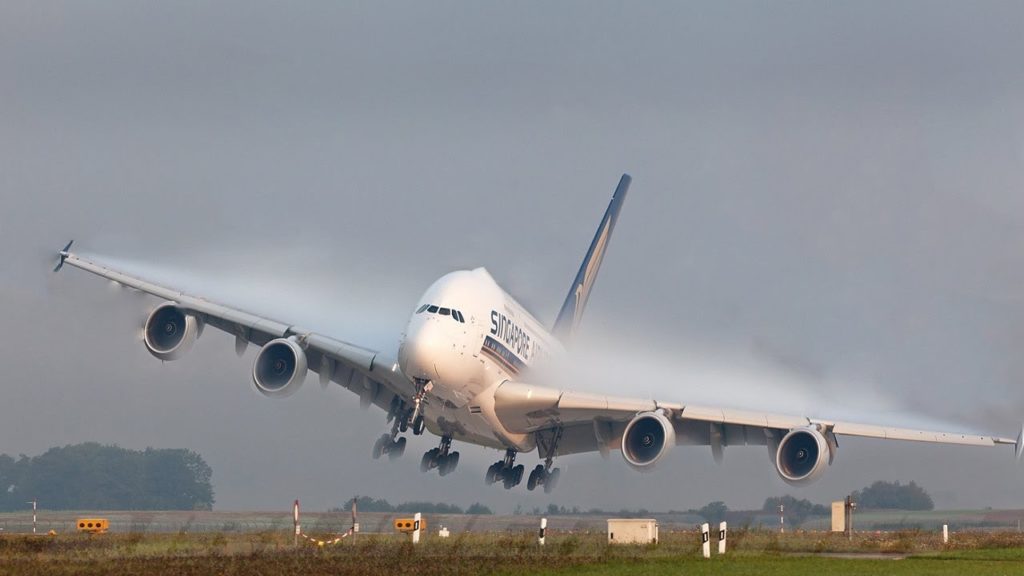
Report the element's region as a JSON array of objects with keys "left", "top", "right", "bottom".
[{"left": 481, "top": 336, "right": 526, "bottom": 374}]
